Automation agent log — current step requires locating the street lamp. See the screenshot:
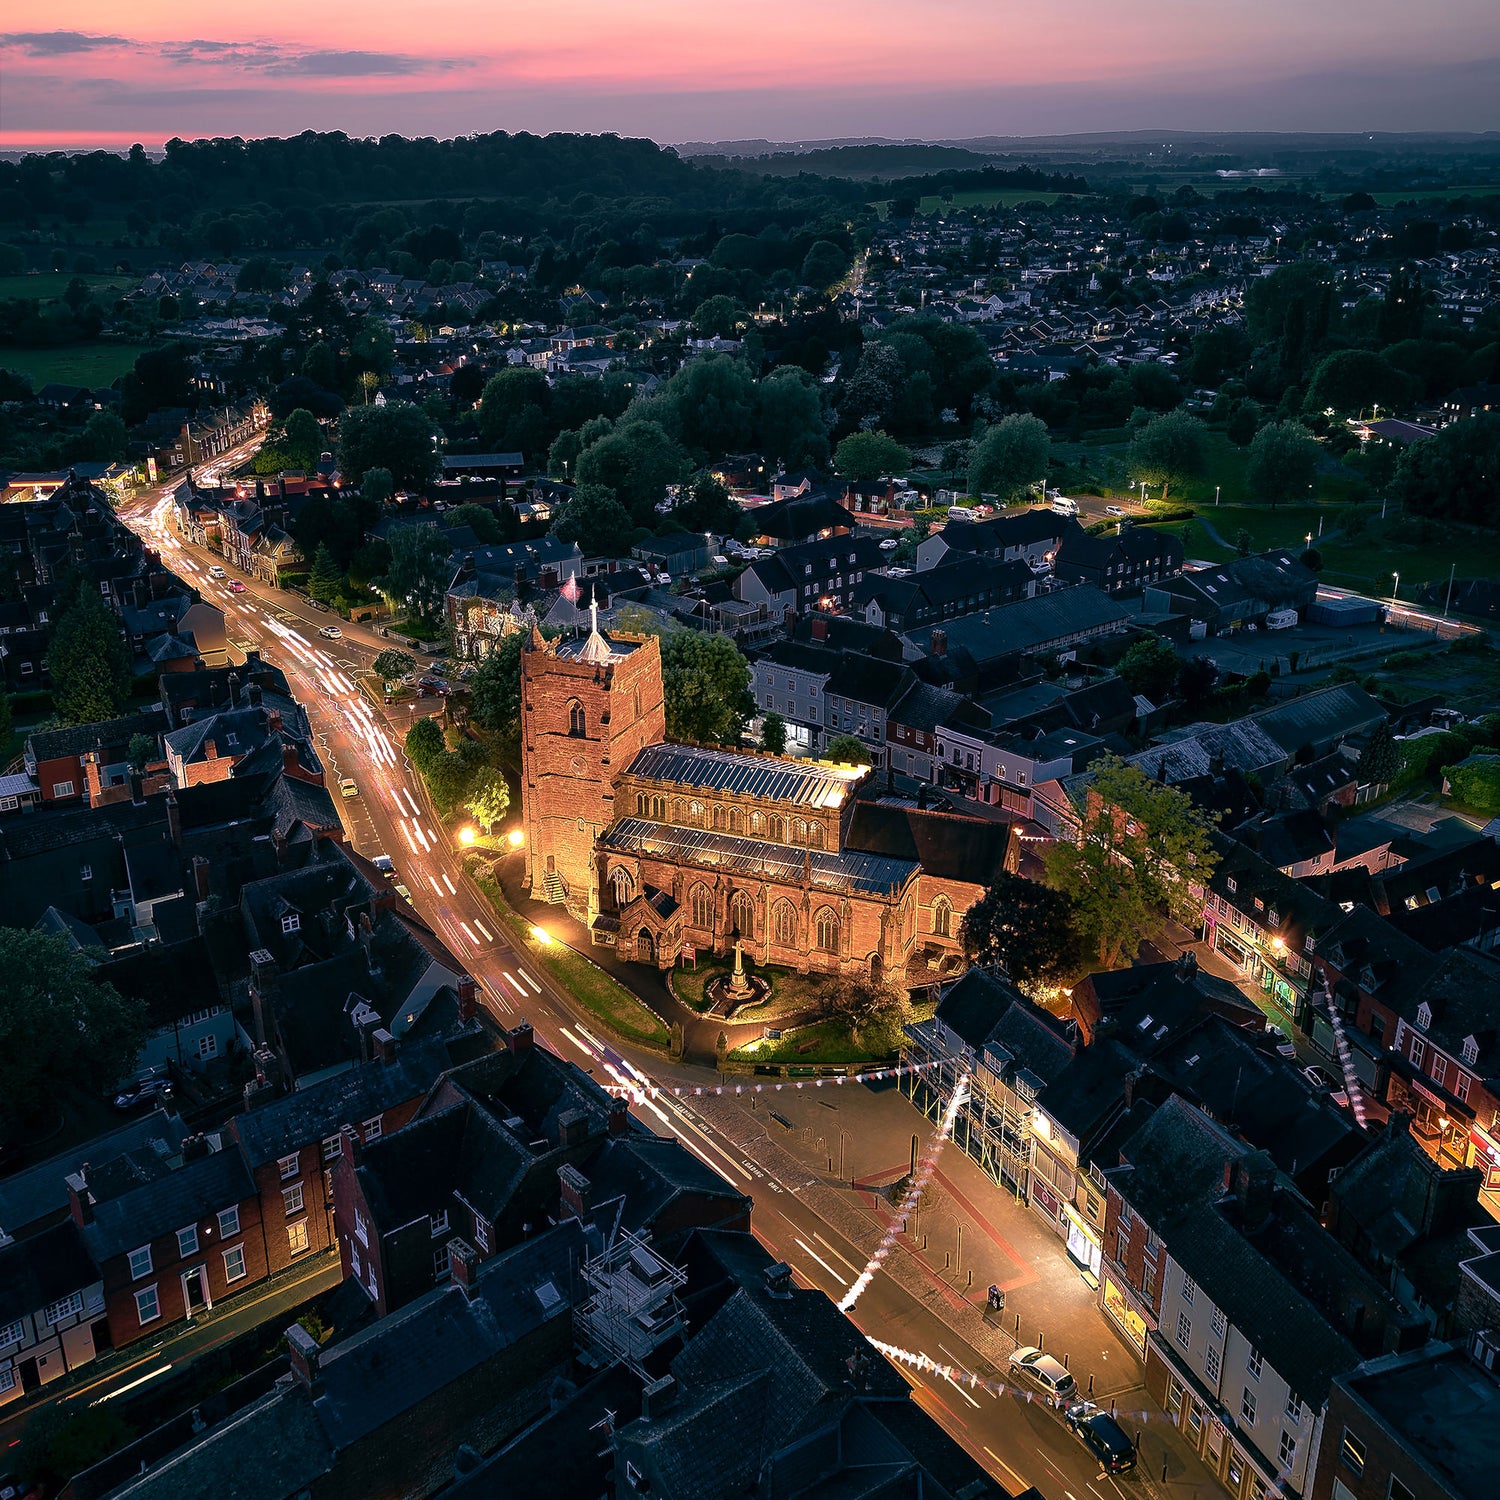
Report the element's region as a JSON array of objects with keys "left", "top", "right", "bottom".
[
  {"left": 530, "top": 925, "right": 553, "bottom": 946},
  {"left": 507, "top": 828, "right": 524, "bottom": 848},
  {"left": 1390, "top": 571, "right": 1400, "bottom": 607},
  {"left": 458, "top": 826, "right": 476, "bottom": 846}
]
